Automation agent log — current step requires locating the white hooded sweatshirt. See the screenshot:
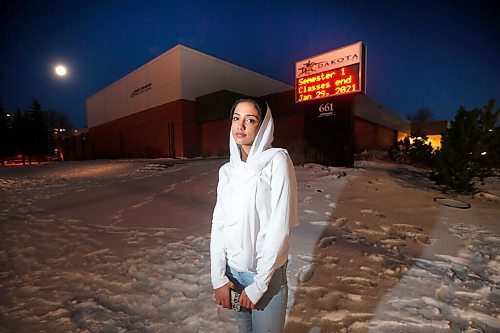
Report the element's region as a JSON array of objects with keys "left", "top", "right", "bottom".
[{"left": 210, "top": 105, "right": 299, "bottom": 304}]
